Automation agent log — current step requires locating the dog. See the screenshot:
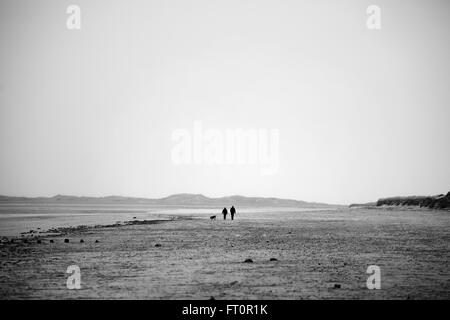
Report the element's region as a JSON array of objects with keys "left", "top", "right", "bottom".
[{"left": 210, "top": 215, "right": 216, "bottom": 220}]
